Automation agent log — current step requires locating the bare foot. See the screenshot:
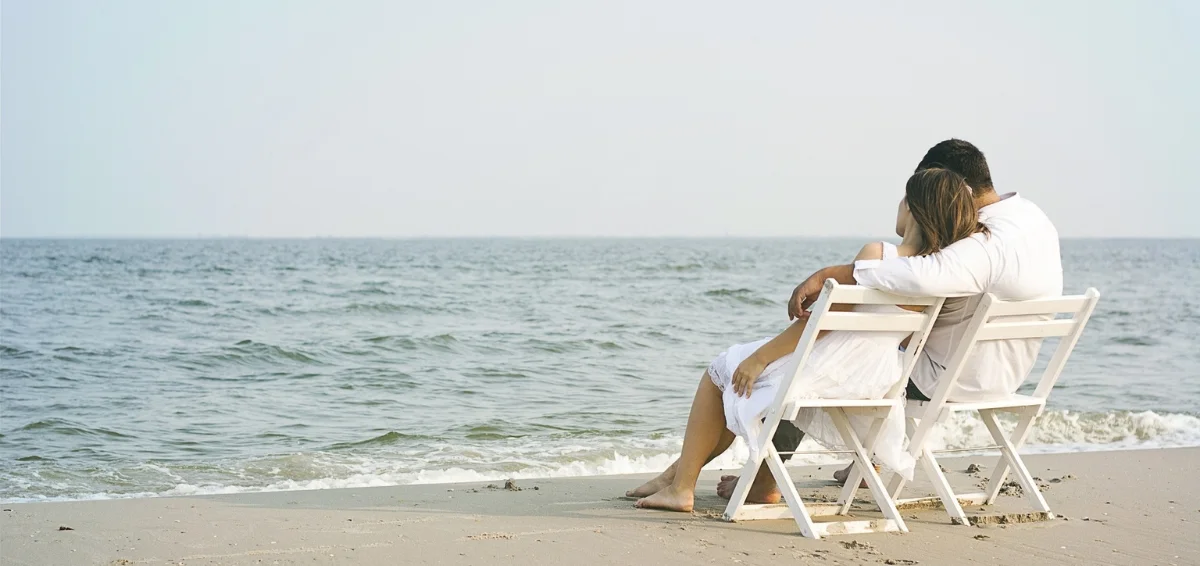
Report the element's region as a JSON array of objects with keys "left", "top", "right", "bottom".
[
  {"left": 716, "top": 475, "right": 782, "bottom": 504},
  {"left": 833, "top": 463, "right": 878, "bottom": 489},
  {"left": 635, "top": 485, "right": 694, "bottom": 512},
  {"left": 625, "top": 471, "right": 673, "bottom": 498}
]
